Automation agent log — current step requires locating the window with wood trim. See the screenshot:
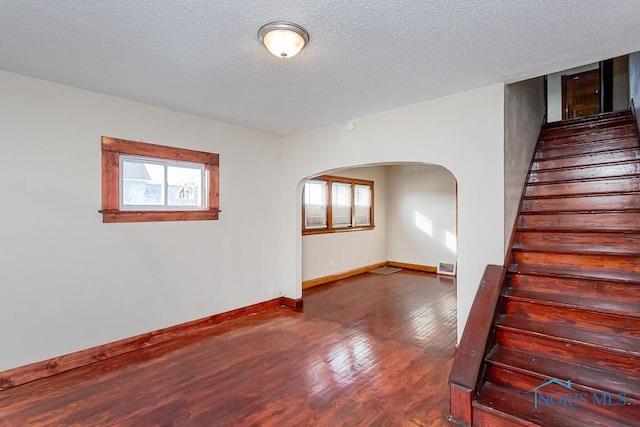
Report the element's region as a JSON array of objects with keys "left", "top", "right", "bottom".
[
  {"left": 101, "top": 136, "right": 219, "bottom": 223},
  {"left": 302, "top": 175, "right": 374, "bottom": 234}
]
